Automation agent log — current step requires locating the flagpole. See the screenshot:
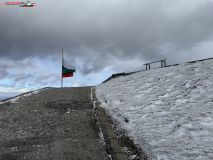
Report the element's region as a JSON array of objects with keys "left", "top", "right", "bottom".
[{"left": 61, "top": 49, "right": 63, "bottom": 88}]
